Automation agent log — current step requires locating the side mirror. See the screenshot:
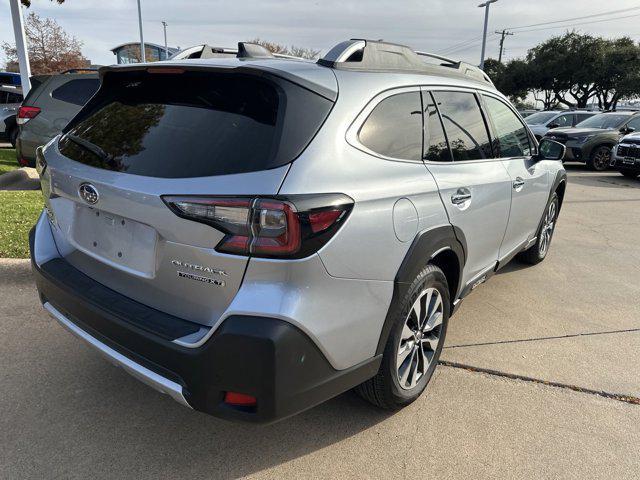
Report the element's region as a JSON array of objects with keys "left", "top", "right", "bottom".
[
  {"left": 536, "top": 138, "right": 565, "bottom": 161},
  {"left": 621, "top": 126, "right": 635, "bottom": 134},
  {"left": 548, "top": 123, "right": 560, "bottom": 129}
]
